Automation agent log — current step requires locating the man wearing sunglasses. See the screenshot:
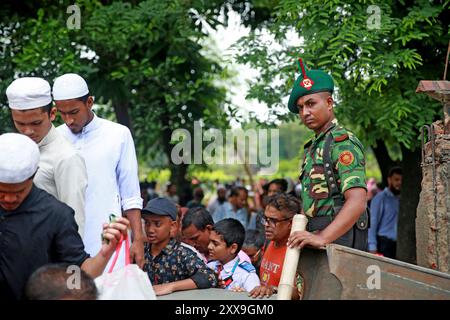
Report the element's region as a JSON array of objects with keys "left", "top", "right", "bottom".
[{"left": 249, "top": 193, "right": 302, "bottom": 299}]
